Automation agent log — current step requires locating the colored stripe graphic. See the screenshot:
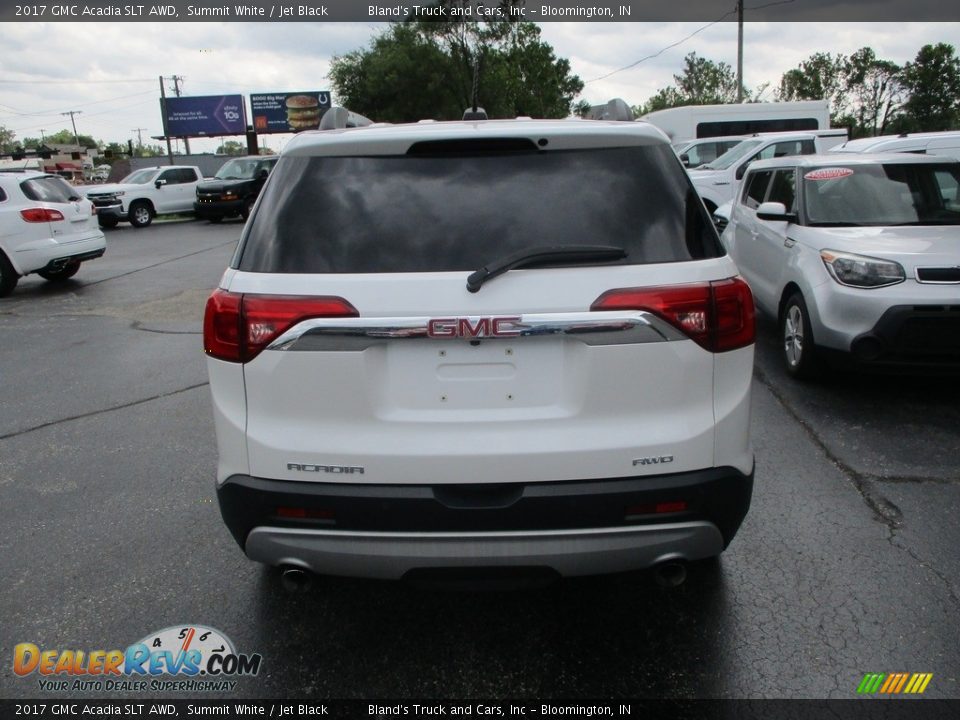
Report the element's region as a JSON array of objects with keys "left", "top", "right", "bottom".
[
  {"left": 858, "top": 673, "right": 884, "bottom": 693},
  {"left": 858, "top": 672, "right": 932, "bottom": 694},
  {"left": 880, "top": 674, "right": 897, "bottom": 693}
]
